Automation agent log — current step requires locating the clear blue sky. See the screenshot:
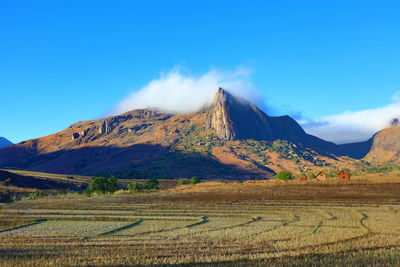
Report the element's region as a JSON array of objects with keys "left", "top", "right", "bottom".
[{"left": 1, "top": 0, "right": 400, "bottom": 143}]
